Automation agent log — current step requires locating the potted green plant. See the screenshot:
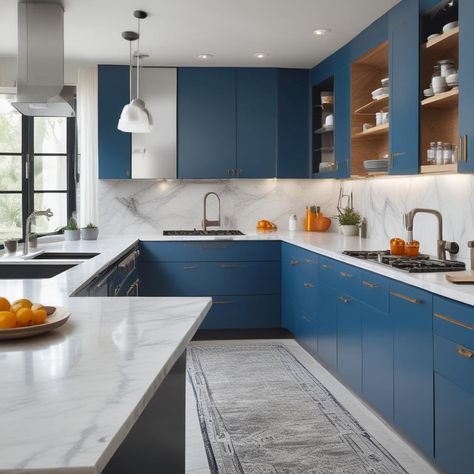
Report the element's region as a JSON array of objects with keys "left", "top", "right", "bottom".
[
  {"left": 3, "top": 238, "right": 19, "bottom": 255},
  {"left": 29, "top": 232, "right": 38, "bottom": 249},
  {"left": 64, "top": 217, "right": 80, "bottom": 241},
  {"left": 81, "top": 222, "right": 99, "bottom": 241},
  {"left": 337, "top": 207, "right": 362, "bottom": 236}
]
